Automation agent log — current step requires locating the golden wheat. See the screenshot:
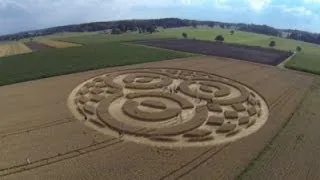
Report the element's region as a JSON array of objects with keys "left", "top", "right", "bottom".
[{"left": 38, "top": 40, "right": 81, "bottom": 48}]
